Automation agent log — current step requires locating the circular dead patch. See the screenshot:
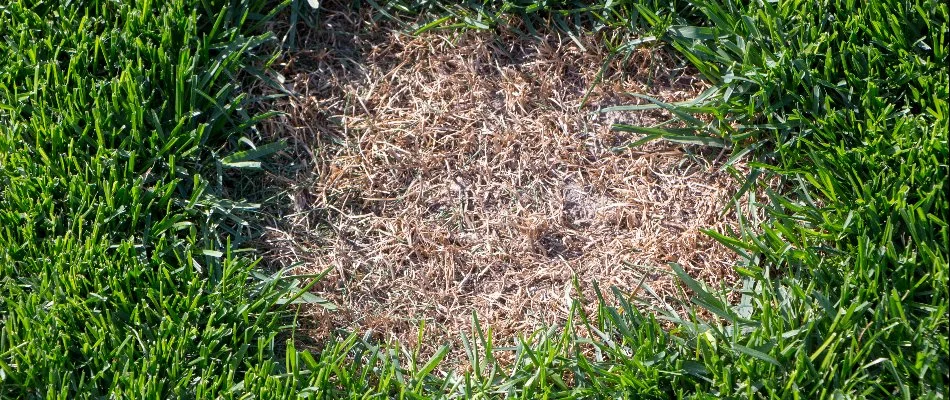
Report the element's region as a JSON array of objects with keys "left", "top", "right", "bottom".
[{"left": 254, "top": 9, "right": 744, "bottom": 356}]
